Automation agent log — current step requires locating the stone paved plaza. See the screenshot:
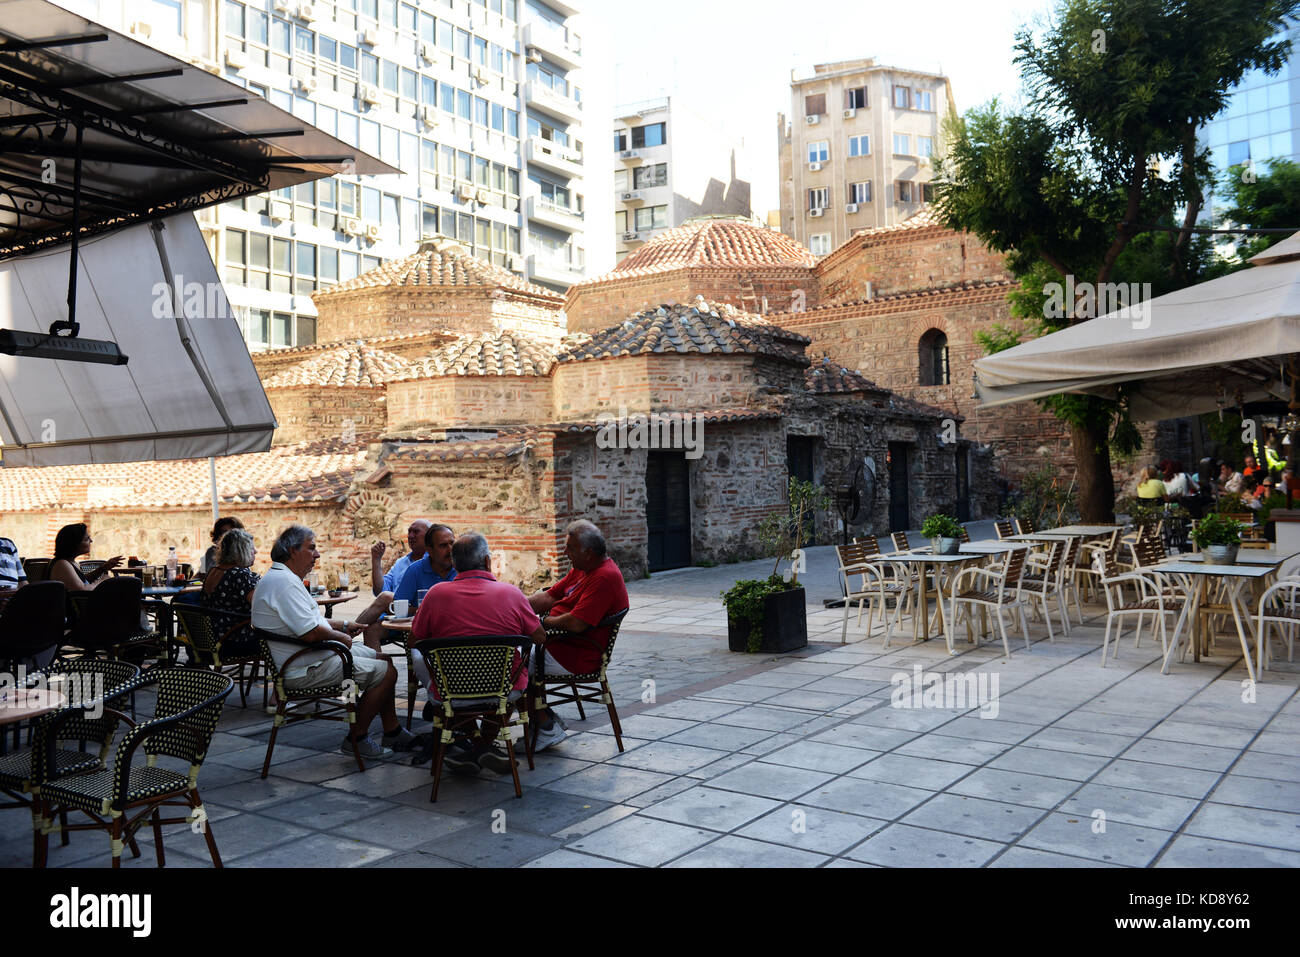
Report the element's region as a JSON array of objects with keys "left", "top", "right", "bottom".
[{"left": 6, "top": 537, "right": 1300, "bottom": 869}]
